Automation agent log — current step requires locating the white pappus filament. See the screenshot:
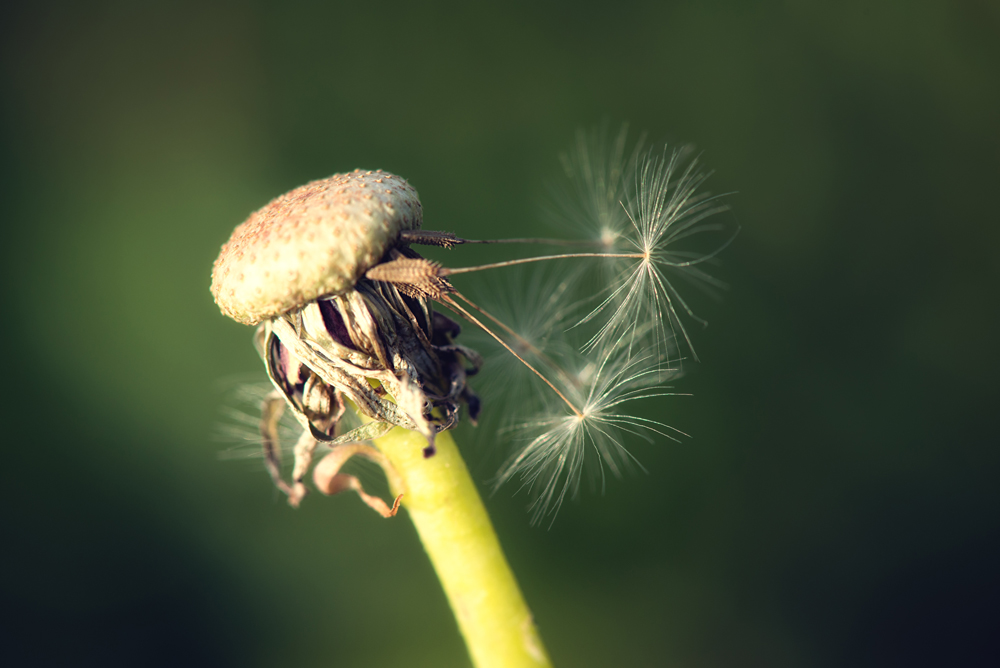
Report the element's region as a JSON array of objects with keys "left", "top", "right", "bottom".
[
  {"left": 495, "top": 338, "right": 687, "bottom": 525},
  {"left": 574, "top": 141, "right": 733, "bottom": 365},
  {"left": 460, "top": 126, "right": 731, "bottom": 522}
]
